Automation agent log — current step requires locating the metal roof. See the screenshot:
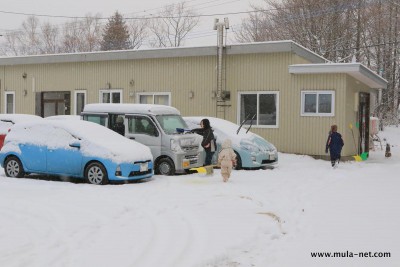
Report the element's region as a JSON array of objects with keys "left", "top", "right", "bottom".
[
  {"left": 0, "top": 40, "right": 326, "bottom": 66},
  {"left": 289, "top": 63, "right": 387, "bottom": 89}
]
